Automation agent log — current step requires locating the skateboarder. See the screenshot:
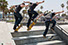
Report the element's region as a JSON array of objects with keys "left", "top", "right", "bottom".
[
  {"left": 36, "top": 11, "right": 64, "bottom": 38},
  {"left": 9, "top": 3, "right": 29, "bottom": 32},
  {"left": 24, "top": 0, "right": 45, "bottom": 29}
]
